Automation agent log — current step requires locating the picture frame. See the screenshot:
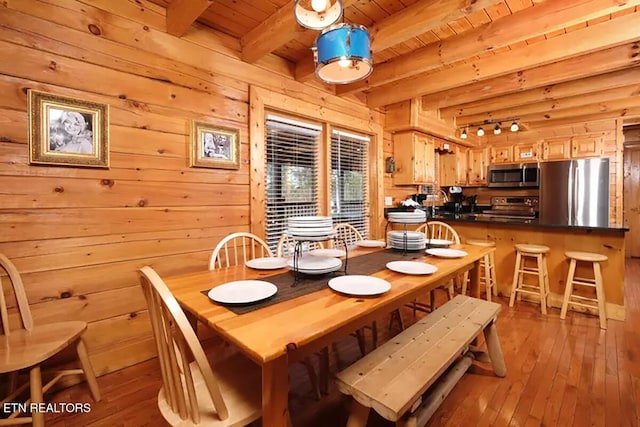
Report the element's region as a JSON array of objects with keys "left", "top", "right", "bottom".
[
  {"left": 28, "top": 90, "right": 109, "bottom": 168},
  {"left": 190, "top": 121, "right": 240, "bottom": 170}
]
